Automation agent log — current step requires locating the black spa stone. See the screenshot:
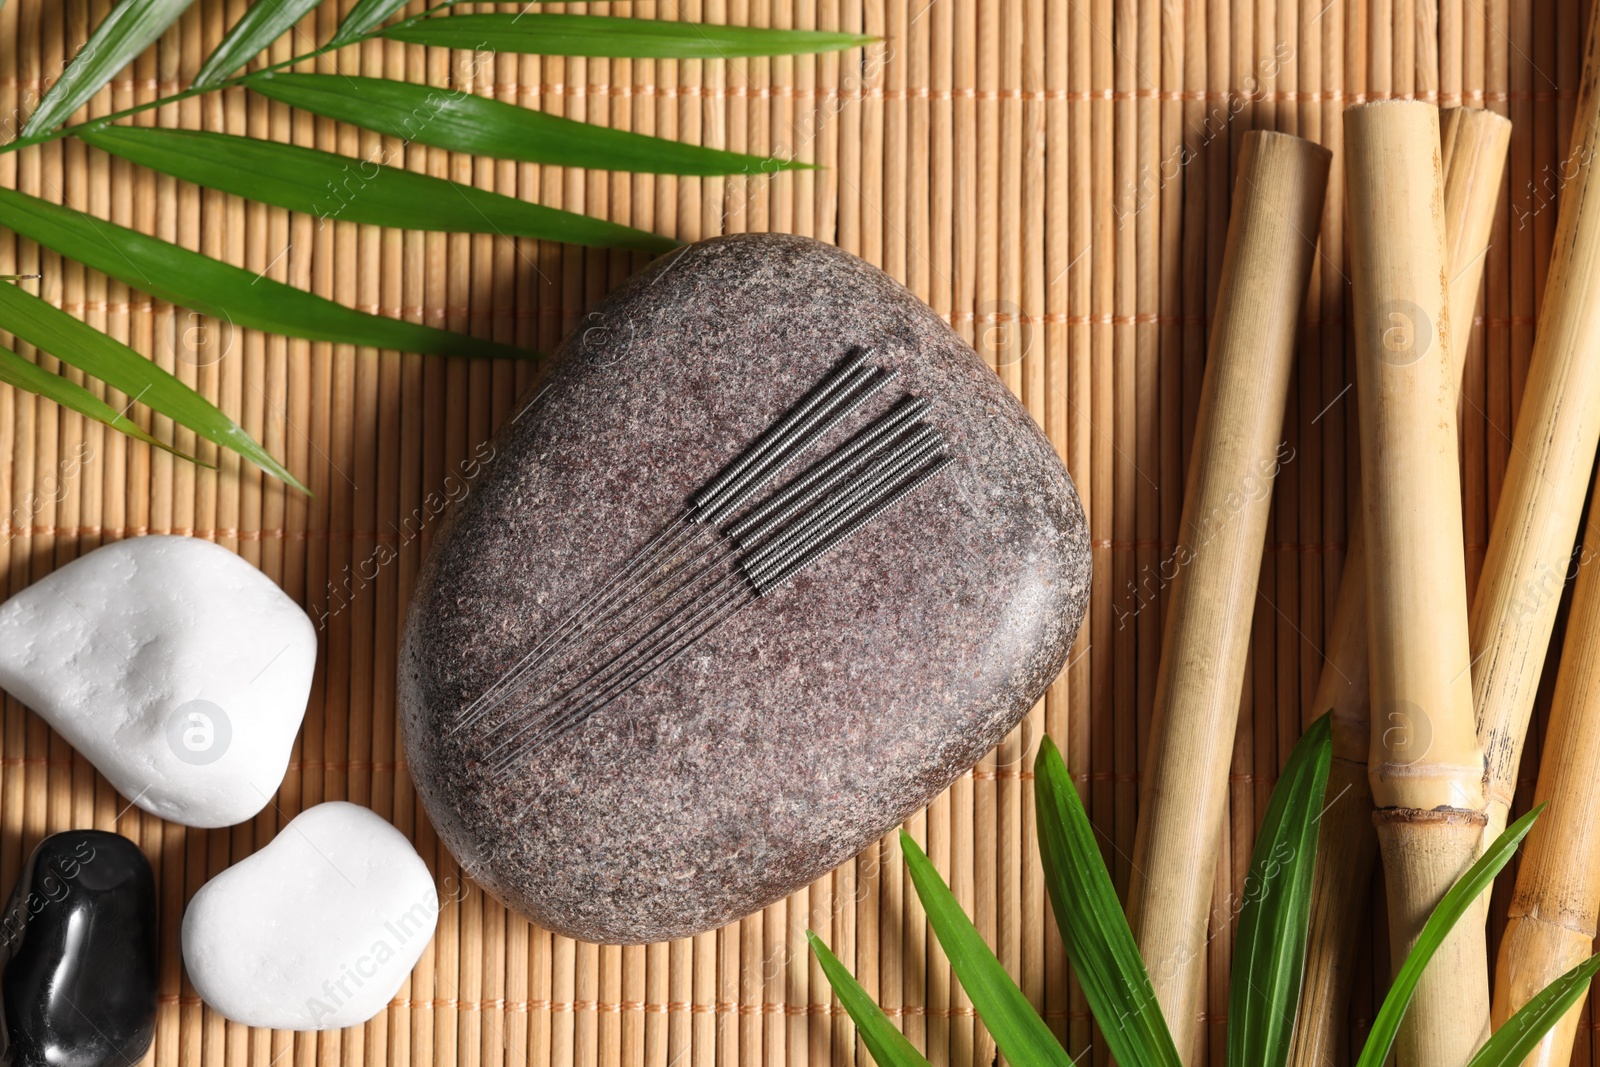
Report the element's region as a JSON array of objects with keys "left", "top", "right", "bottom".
[
  {"left": 399, "top": 233, "right": 1091, "bottom": 944},
  {"left": 0, "top": 831, "right": 158, "bottom": 1067}
]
